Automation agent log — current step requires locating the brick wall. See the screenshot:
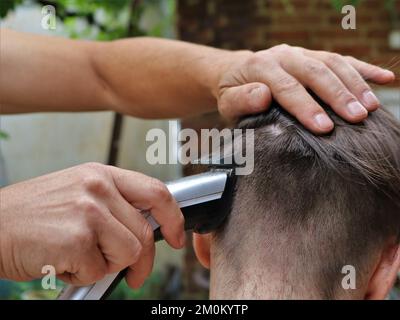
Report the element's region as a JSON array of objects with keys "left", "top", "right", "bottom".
[
  {"left": 177, "top": 0, "right": 400, "bottom": 298},
  {"left": 177, "top": 0, "right": 400, "bottom": 87}
]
